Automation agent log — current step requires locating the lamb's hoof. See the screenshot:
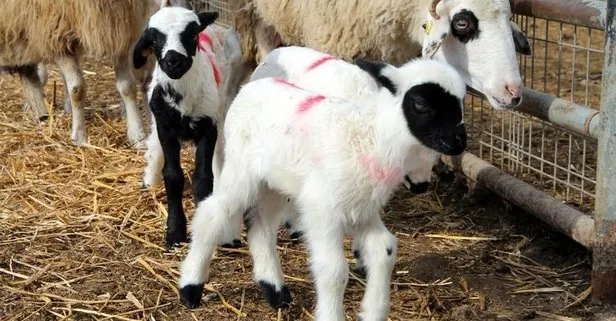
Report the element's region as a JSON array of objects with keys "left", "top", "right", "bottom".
[
  {"left": 409, "top": 181, "right": 429, "bottom": 195},
  {"left": 39, "top": 115, "right": 49, "bottom": 122},
  {"left": 141, "top": 182, "right": 149, "bottom": 190},
  {"left": 289, "top": 231, "right": 303, "bottom": 242},
  {"left": 354, "top": 266, "right": 367, "bottom": 279},
  {"left": 71, "top": 131, "right": 88, "bottom": 146},
  {"left": 180, "top": 283, "right": 205, "bottom": 309},
  {"left": 259, "top": 281, "right": 292, "bottom": 309},
  {"left": 166, "top": 229, "right": 188, "bottom": 248},
  {"left": 220, "top": 239, "right": 242, "bottom": 249}
]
